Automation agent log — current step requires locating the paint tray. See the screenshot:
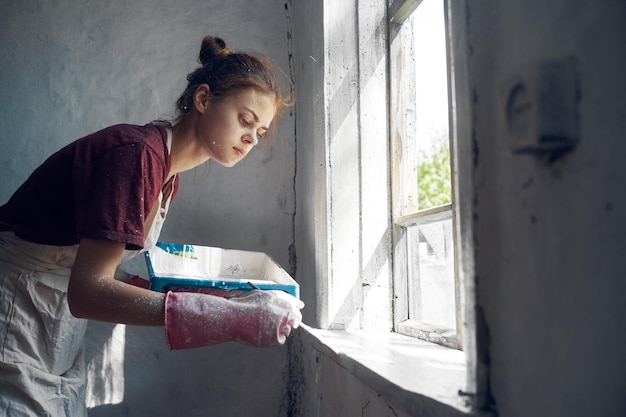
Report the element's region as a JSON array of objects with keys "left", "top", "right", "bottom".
[{"left": 144, "top": 242, "right": 299, "bottom": 298}]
